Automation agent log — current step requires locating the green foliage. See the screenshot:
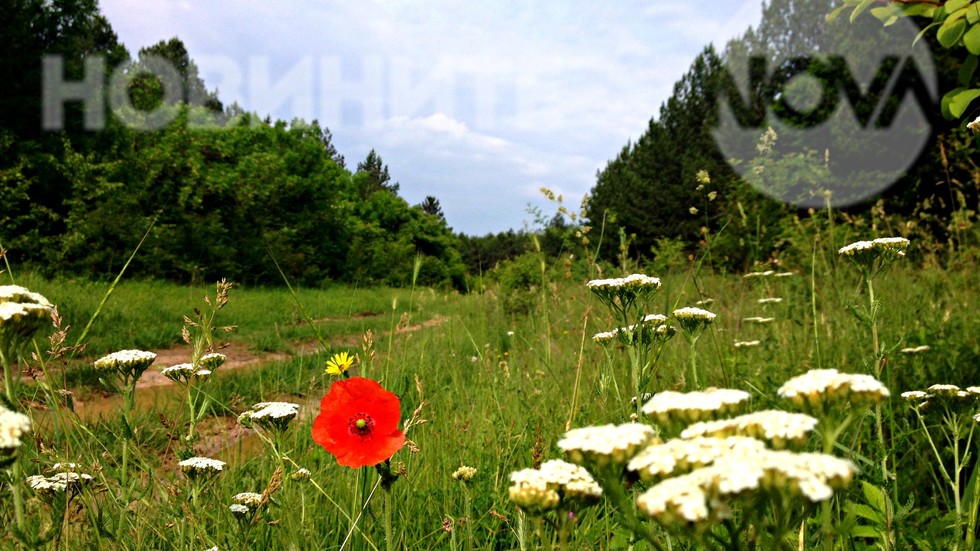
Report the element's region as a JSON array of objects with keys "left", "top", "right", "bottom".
[
  {"left": 589, "top": 0, "right": 978, "bottom": 272},
  {"left": 3, "top": 236, "right": 979, "bottom": 548},
  {"left": 0, "top": 2, "right": 467, "bottom": 290},
  {"left": 830, "top": 0, "right": 980, "bottom": 119},
  {"left": 491, "top": 251, "right": 546, "bottom": 316}
]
